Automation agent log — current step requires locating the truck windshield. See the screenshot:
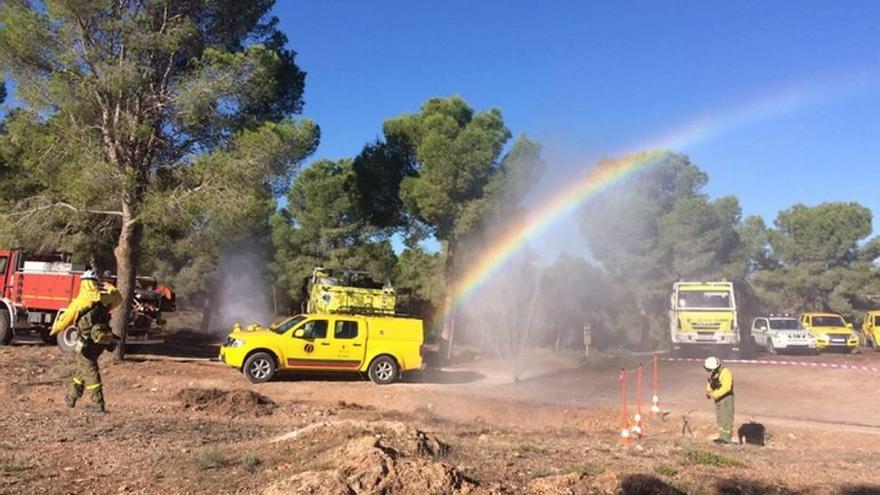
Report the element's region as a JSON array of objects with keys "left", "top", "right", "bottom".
[
  {"left": 678, "top": 291, "right": 731, "bottom": 309},
  {"left": 0, "top": 257, "right": 7, "bottom": 274},
  {"left": 769, "top": 319, "right": 801, "bottom": 330},
  {"left": 813, "top": 316, "right": 845, "bottom": 327},
  {"left": 271, "top": 315, "right": 307, "bottom": 334},
  {"left": 875, "top": 316, "right": 880, "bottom": 326}
]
